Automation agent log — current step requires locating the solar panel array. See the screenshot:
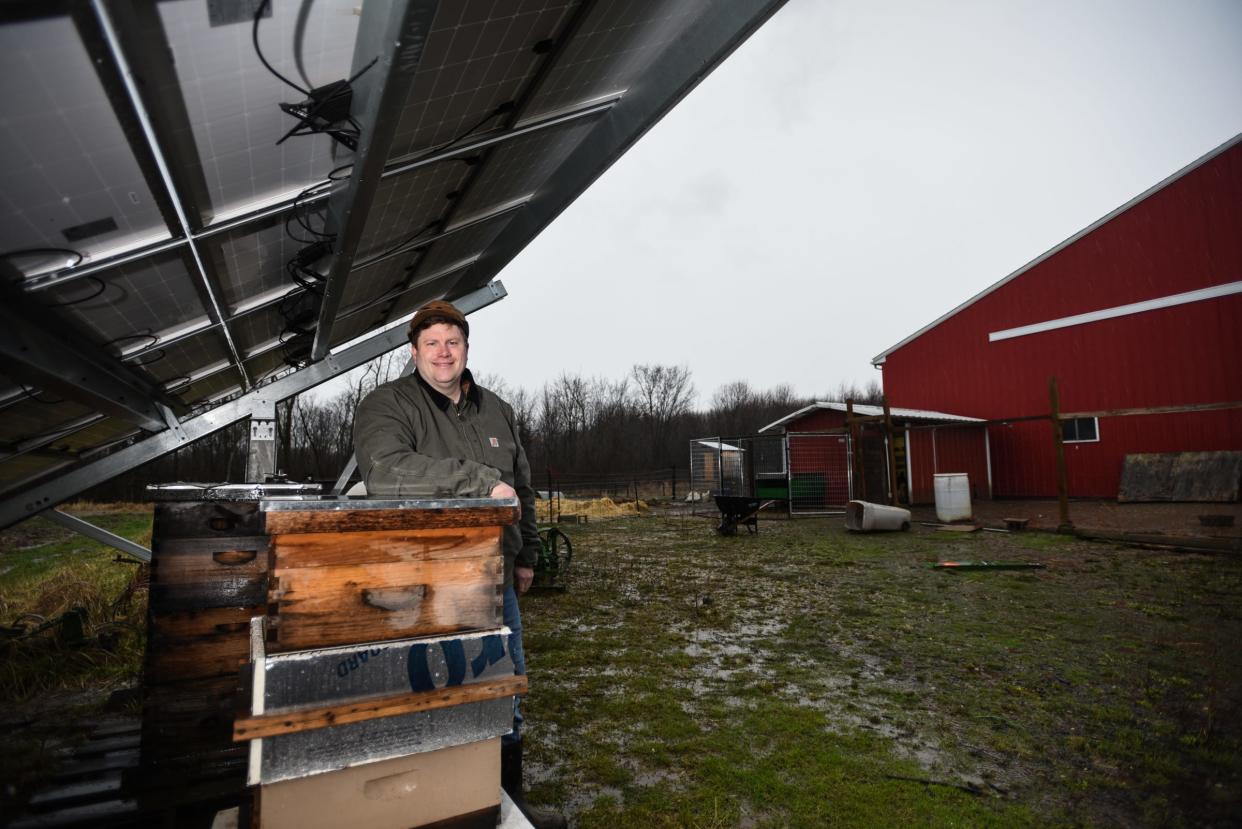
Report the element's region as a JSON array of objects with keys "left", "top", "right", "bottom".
[{"left": 0, "top": 0, "right": 782, "bottom": 524}]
